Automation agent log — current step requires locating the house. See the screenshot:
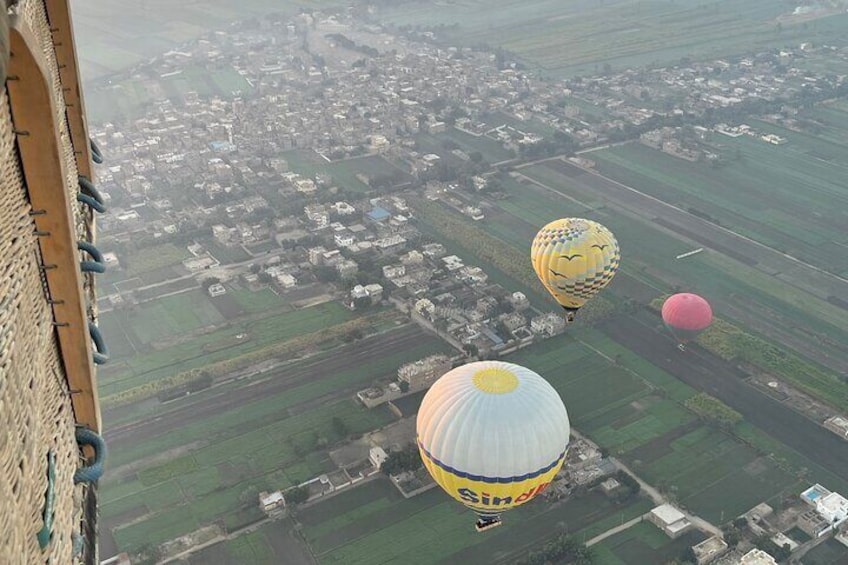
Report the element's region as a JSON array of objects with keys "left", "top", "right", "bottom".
[
  {"left": 647, "top": 504, "right": 691, "bottom": 538},
  {"left": 207, "top": 283, "right": 227, "bottom": 297},
  {"left": 738, "top": 548, "right": 777, "bottom": 565},
  {"left": 509, "top": 291, "right": 530, "bottom": 311},
  {"left": 259, "top": 491, "right": 287, "bottom": 516},
  {"left": 367, "top": 207, "right": 391, "bottom": 223},
  {"left": 531, "top": 312, "right": 567, "bottom": 337},
  {"left": 370, "top": 447, "right": 389, "bottom": 469},
  {"left": 691, "top": 536, "right": 729, "bottom": 564},
  {"left": 398, "top": 355, "right": 452, "bottom": 389}
]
